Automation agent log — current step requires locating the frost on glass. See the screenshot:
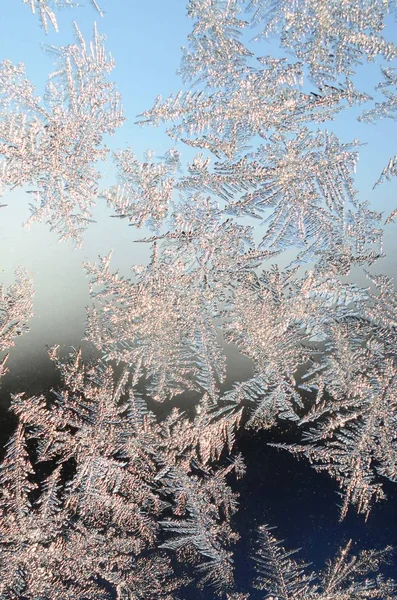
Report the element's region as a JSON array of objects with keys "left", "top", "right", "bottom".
[
  {"left": 360, "top": 66, "right": 397, "bottom": 197},
  {"left": 274, "top": 320, "right": 397, "bottom": 519},
  {"left": 82, "top": 0, "right": 395, "bottom": 525},
  {"left": 85, "top": 244, "right": 228, "bottom": 401},
  {"left": 0, "top": 0, "right": 397, "bottom": 597},
  {"left": 22, "top": 0, "right": 103, "bottom": 32},
  {"left": 0, "top": 348, "right": 243, "bottom": 597},
  {"left": 103, "top": 148, "right": 181, "bottom": 230},
  {"left": 268, "top": 271, "right": 397, "bottom": 519},
  {"left": 250, "top": 525, "right": 396, "bottom": 599},
  {"left": 0, "top": 23, "right": 123, "bottom": 244},
  {"left": 0, "top": 269, "right": 33, "bottom": 382},
  {"left": 0, "top": 269, "right": 33, "bottom": 353},
  {"left": 247, "top": 0, "right": 397, "bottom": 84}
]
